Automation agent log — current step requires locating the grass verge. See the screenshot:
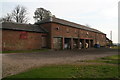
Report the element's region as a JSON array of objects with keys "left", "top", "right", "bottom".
[
  {"left": 2, "top": 64, "right": 119, "bottom": 79},
  {"left": 111, "top": 46, "right": 120, "bottom": 49},
  {"left": 83, "top": 55, "right": 120, "bottom": 64},
  {"left": 2, "top": 55, "right": 120, "bottom": 79}
]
